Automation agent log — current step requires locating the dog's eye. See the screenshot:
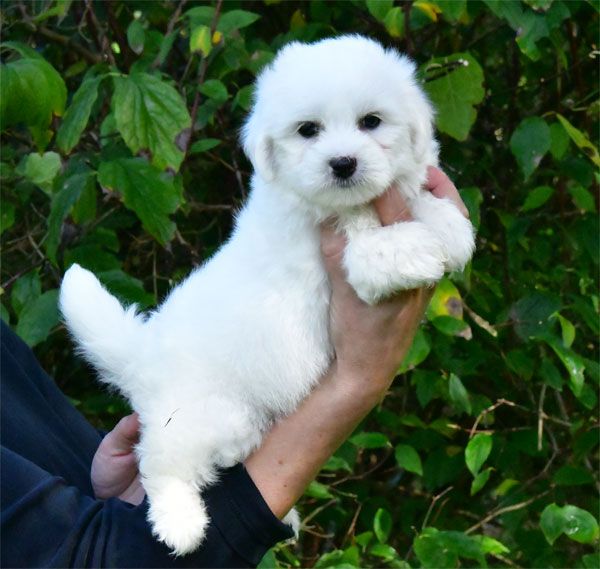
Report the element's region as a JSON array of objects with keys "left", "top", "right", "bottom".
[
  {"left": 298, "top": 122, "right": 320, "bottom": 138},
  {"left": 359, "top": 114, "right": 381, "bottom": 130}
]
